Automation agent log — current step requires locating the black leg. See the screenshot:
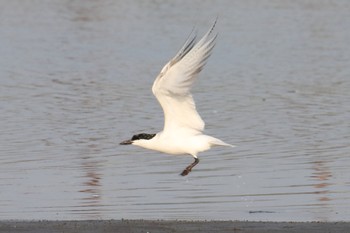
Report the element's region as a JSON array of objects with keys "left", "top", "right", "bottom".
[{"left": 181, "top": 158, "right": 199, "bottom": 176}]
